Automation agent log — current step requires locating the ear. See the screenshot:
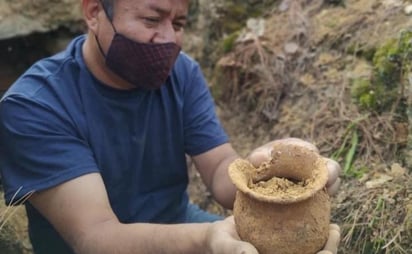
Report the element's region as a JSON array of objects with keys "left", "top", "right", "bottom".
[{"left": 82, "top": 0, "right": 102, "bottom": 34}]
